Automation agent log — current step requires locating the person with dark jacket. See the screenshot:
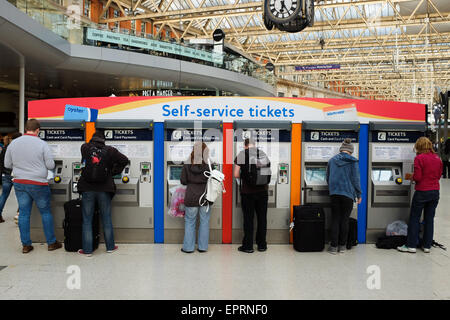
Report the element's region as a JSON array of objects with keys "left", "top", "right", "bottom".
[
  {"left": 234, "top": 138, "right": 270, "bottom": 253},
  {"left": 180, "top": 141, "right": 211, "bottom": 253},
  {"left": 326, "top": 138, "right": 362, "bottom": 255},
  {"left": 441, "top": 138, "right": 450, "bottom": 179},
  {"left": 398, "top": 137, "right": 443, "bottom": 253},
  {"left": 76, "top": 131, "right": 129, "bottom": 257},
  {"left": 0, "top": 132, "right": 22, "bottom": 223}
]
